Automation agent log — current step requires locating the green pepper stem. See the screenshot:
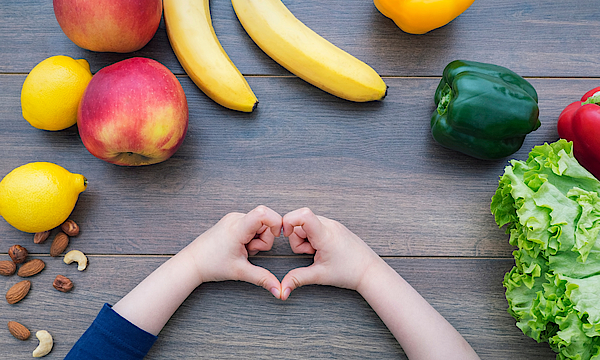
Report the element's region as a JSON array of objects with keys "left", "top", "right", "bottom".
[
  {"left": 437, "top": 84, "right": 452, "bottom": 115},
  {"left": 582, "top": 91, "right": 600, "bottom": 105}
]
